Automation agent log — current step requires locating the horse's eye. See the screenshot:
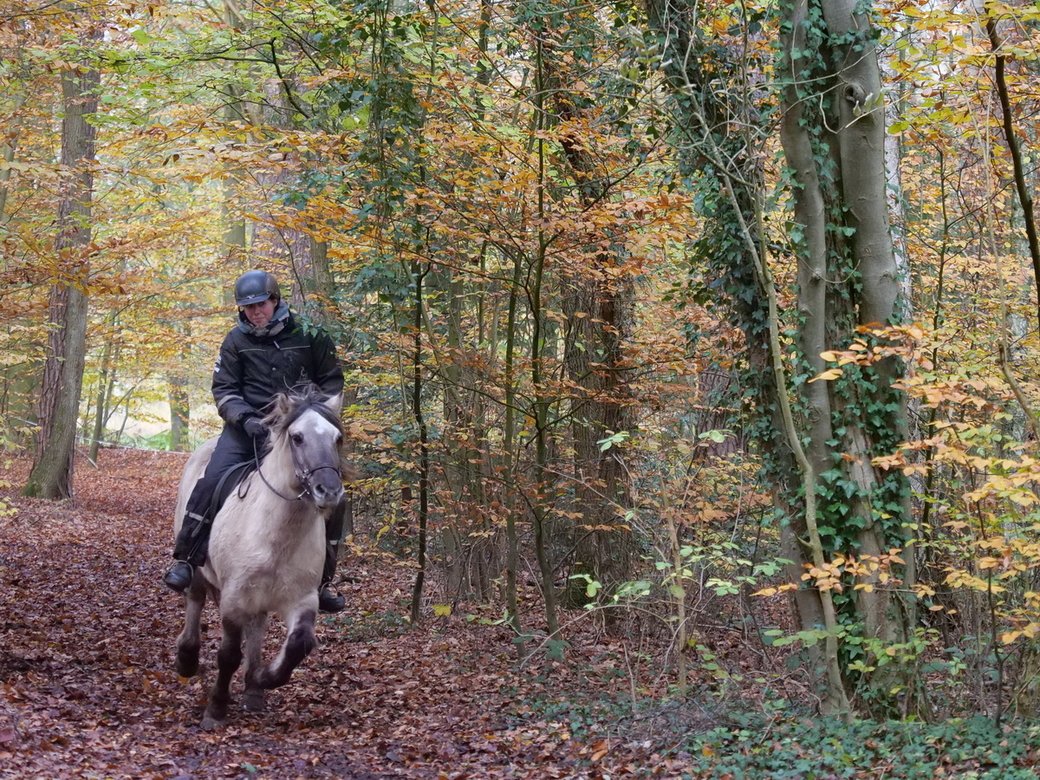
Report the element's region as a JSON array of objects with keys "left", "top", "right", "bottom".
[{"left": 291, "top": 433, "right": 303, "bottom": 446}]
